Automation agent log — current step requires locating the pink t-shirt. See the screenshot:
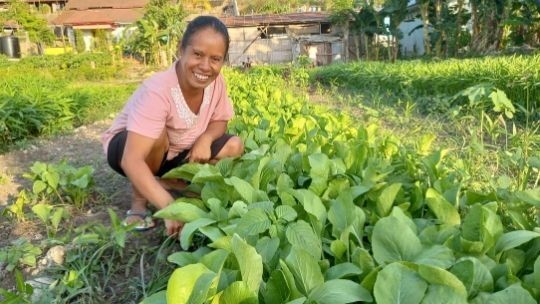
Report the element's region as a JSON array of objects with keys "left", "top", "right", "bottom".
[{"left": 100, "top": 63, "right": 234, "bottom": 160}]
